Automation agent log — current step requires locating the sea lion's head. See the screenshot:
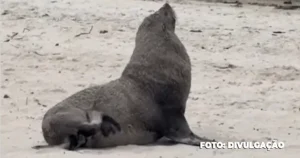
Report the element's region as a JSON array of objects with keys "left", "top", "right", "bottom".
[{"left": 138, "top": 3, "right": 177, "bottom": 33}]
